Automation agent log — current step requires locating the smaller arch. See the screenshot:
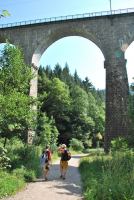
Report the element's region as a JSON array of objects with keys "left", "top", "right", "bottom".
[{"left": 125, "top": 41, "right": 134, "bottom": 85}]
